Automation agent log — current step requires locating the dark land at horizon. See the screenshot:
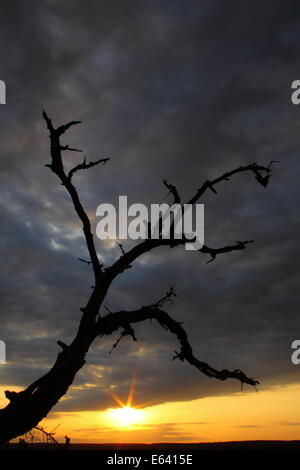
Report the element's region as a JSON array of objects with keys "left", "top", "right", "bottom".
[{"left": 2, "top": 440, "right": 300, "bottom": 451}]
